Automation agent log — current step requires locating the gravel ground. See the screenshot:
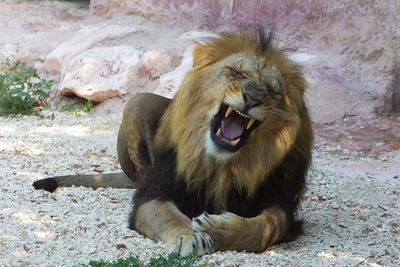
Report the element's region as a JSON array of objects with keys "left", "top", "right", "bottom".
[{"left": 0, "top": 111, "right": 399, "bottom": 267}]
